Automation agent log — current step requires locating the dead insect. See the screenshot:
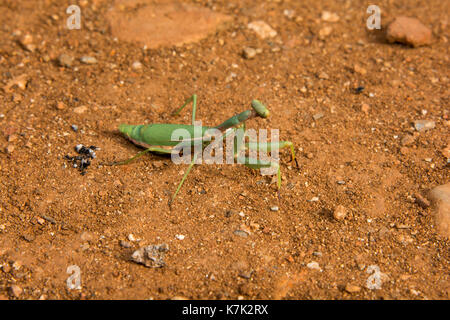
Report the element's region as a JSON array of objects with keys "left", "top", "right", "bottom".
[{"left": 65, "top": 144, "right": 98, "bottom": 175}]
